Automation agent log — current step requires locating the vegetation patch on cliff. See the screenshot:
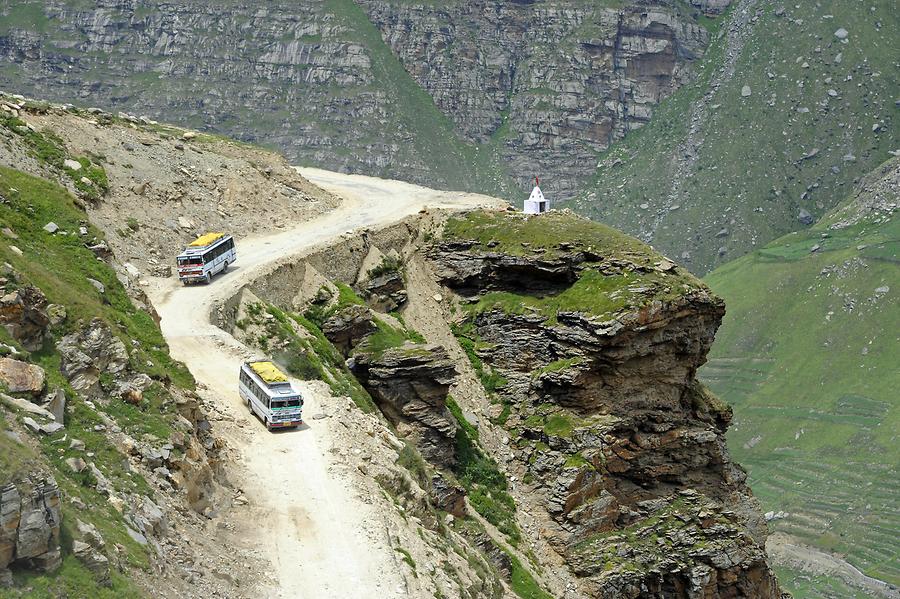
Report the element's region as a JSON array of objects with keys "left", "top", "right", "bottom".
[
  {"left": 446, "top": 396, "right": 520, "bottom": 545},
  {"left": 442, "top": 210, "right": 704, "bottom": 323},
  {"left": 443, "top": 210, "right": 652, "bottom": 261},
  {"left": 1, "top": 114, "right": 108, "bottom": 201}
]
